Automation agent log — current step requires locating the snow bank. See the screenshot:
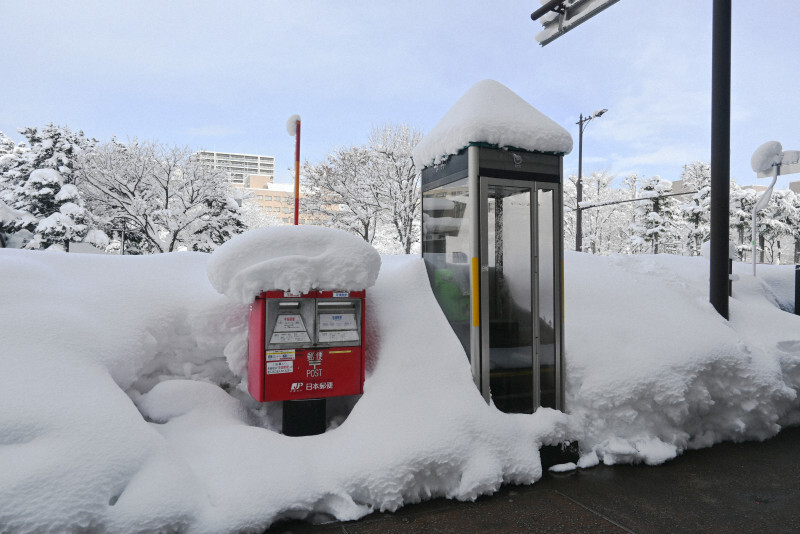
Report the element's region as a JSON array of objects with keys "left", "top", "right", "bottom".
[
  {"left": 0, "top": 249, "right": 242, "bottom": 532},
  {"left": 566, "top": 252, "right": 800, "bottom": 465},
  {"left": 1, "top": 244, "right": 799, "bottom": 531},
  {"left": 207, "top": 226, "right": 382, "bottom": 302},
  {"left": 0, "top": 248, "right": 571, "bottom": 532},
  {"left": 412, "top": 79, "right": 573, "bottom": 168}
]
